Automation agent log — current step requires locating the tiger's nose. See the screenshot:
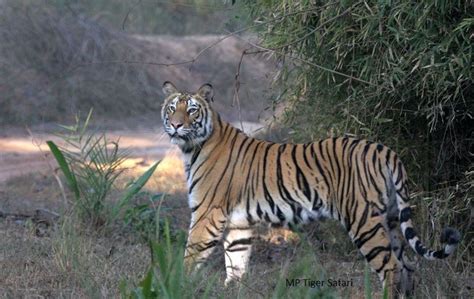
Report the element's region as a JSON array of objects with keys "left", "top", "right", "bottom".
[{"left": 171, "top": 121, "right": 183, "bottom": 129}]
